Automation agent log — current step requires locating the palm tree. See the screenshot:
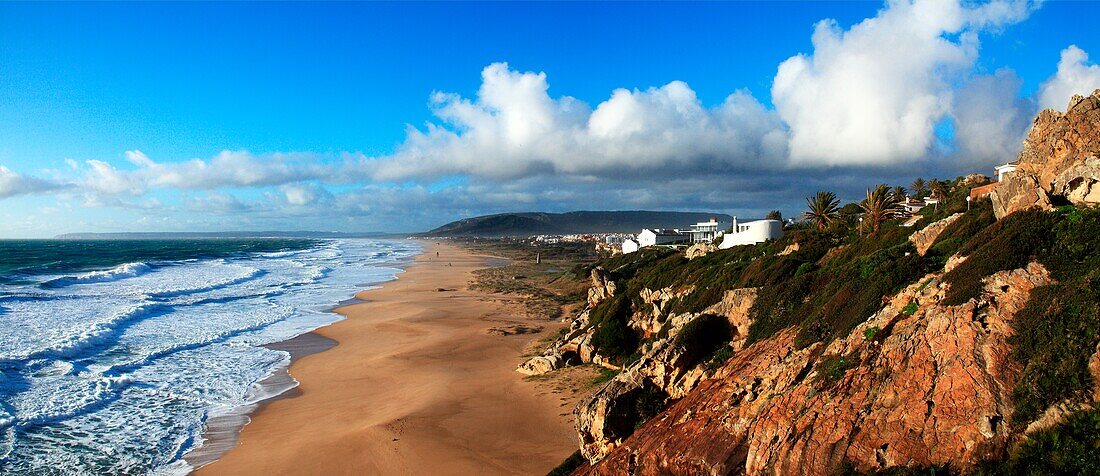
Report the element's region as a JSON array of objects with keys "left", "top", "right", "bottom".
[
  {"left": 804, "top": 191, "right": 840, "bottom": 232},
  {"left": 892, "top": 185, "right": 908, "bottom": 201},
  {"left": 928, "top": 180, "right": 947, "bottom": 199},
  {"left": 765, "top": 210, "right": 783, "bottom": 221},
  {"left": 860, "top": 184, "right": 902, "bottom": 234},
  {"left": 911, "top": 178, "right": 926, "bottom": 198}
]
